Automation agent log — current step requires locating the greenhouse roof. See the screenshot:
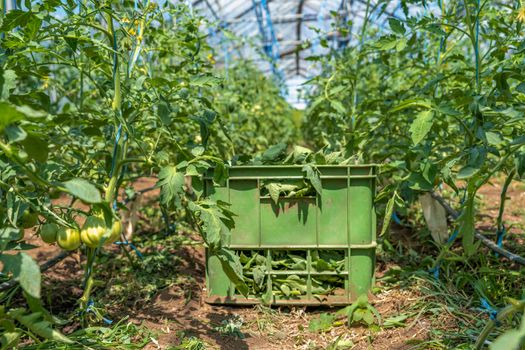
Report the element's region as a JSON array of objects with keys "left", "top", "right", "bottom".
[{"left": 190, "top": 0, "right": 374, "bottom": 107}]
